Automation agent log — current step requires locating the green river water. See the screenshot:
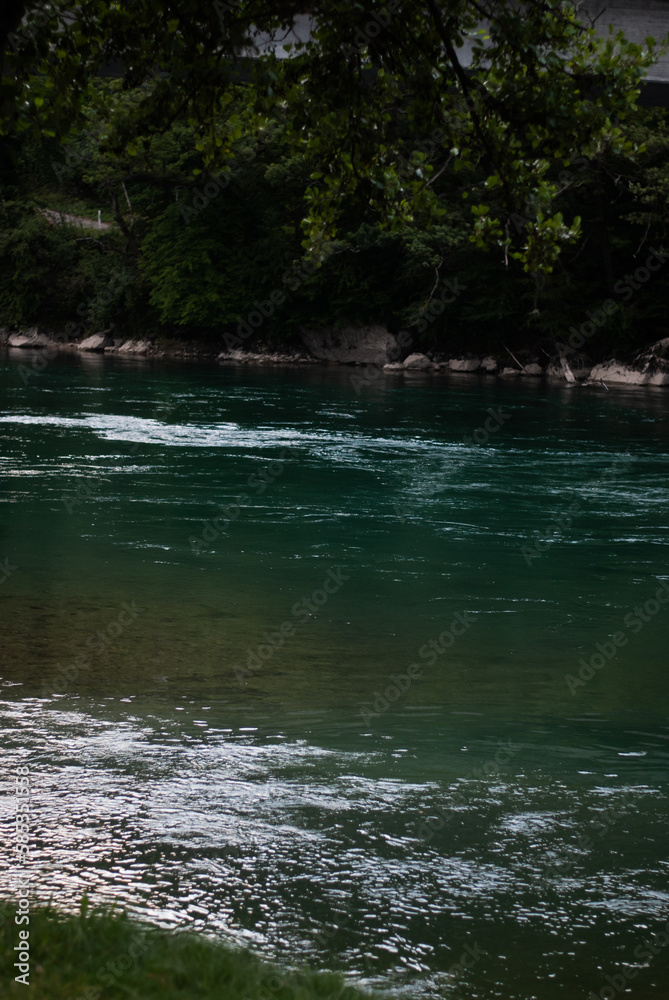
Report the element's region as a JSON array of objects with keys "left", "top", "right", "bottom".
[{"left": 1, "top": 351, "right": 668, "bottom": 998}]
